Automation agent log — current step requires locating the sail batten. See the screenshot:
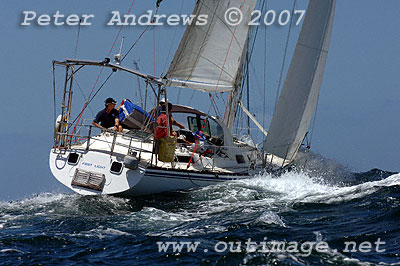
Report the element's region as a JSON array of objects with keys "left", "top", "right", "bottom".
[
  {"left": 166, "top": 0, "right": 257, "bottom": 92},
  {"left": 264, "top": 0, "right": 336, "bottom": 162}
]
